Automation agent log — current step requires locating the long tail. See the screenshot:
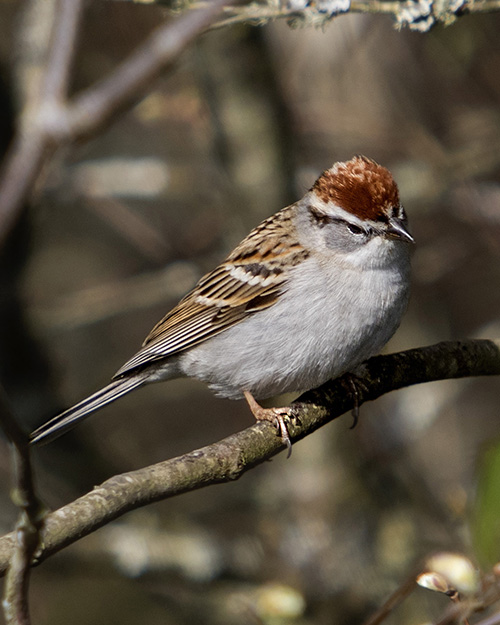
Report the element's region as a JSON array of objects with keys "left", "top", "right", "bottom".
[{"left": 30, "top": 376, "right": 146, "bottom": 445}]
